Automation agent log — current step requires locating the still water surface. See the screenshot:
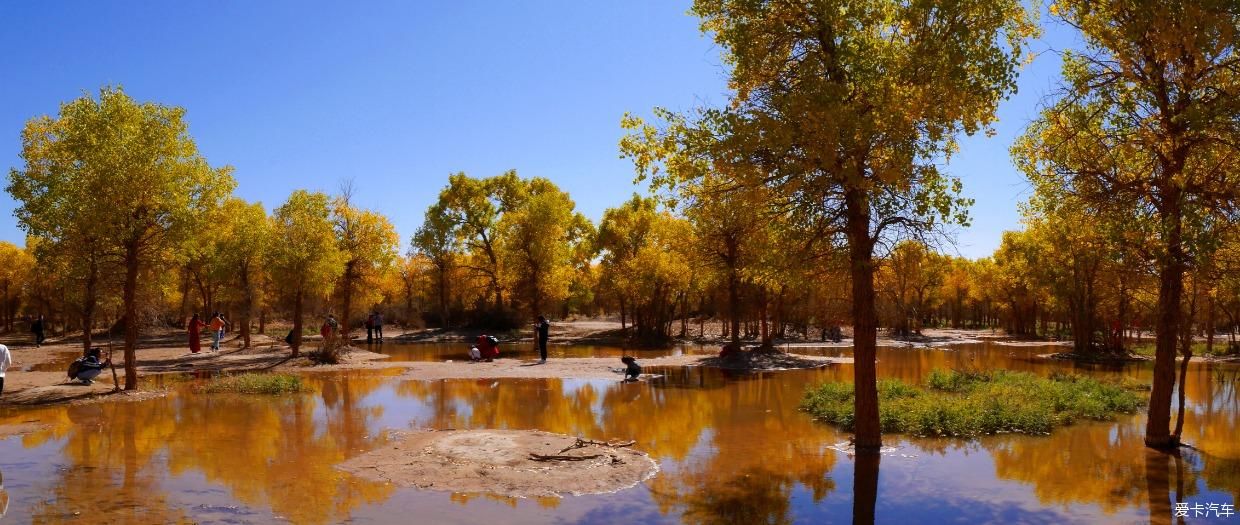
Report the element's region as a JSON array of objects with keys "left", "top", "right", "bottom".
[{"left": 0, "top": 342, "right": 1235, "bottom": 524}]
